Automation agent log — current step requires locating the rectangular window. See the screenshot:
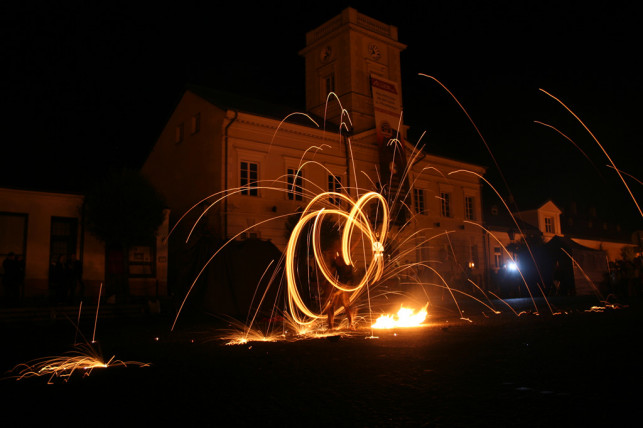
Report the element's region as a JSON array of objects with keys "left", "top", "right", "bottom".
[
  {"left": 413, "top": 188, "right": 426, "bottom": 214},
  {"left": 287, "top": 168, "right": 303, "bottom": 201},
  {"left": 545, "top": 217, "right": 554, "bottom": 233},
  {"left": 440, "top": 192, "right": 451, "bottom": 217},
  {"left": 328, "top": 174, "right": 342, "bottom": 205},
  {"left": 464, "top": 196, "right": 475, "bottom": 220},
  {"left": 50, "top": 217, "right": 78, "bottom": 264},
  {"left": 175, "top": 123, "right": 184, "bottom": 144},
  {"left": 240, "top": 161, "right": 259, "bottom": 196},
  {"left": 128, "top": 244, "right": 155, "bottom": 277},
  {"left": 493, "top": 246, "right": 502, "bottom": 269},
  {"left": 191, "top": 113, "right": 200, "bottom": 134},
  {"left": 323, "top": 73, "right": 335, "bottom": 96},
  {"left": 0, "top": 212, "right": 28, "bottom": 261}
]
